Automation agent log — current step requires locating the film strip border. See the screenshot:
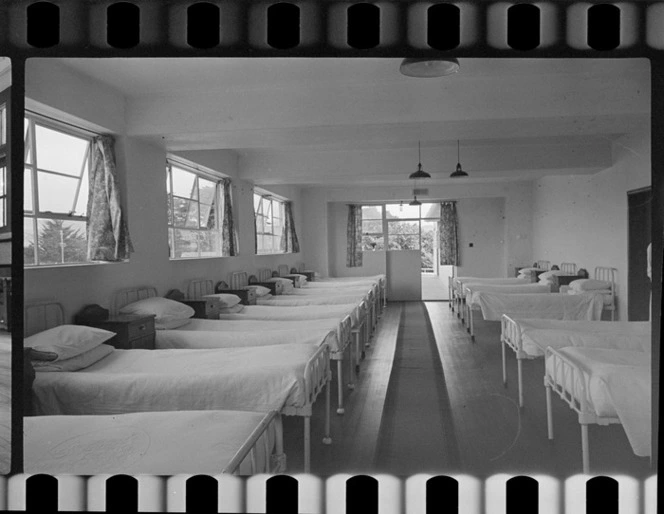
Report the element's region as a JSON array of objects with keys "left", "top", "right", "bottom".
[
  {"left": 1, "top": 0, "right": 664, "bottom": 54},
  {"left": 0, "top": 473, "right": 658, "bottom": 512}
]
